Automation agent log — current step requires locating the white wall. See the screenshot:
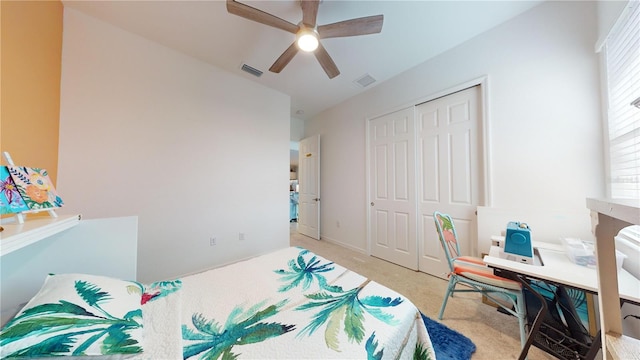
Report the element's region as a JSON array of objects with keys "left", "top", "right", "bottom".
[
  {"left": 290, "top": 116, "right": 306, "bottom": 142},
  {"left": 596, "top": 0, "right": 629, "bottom": 49},
  {"left": 306, "top": 1, "right": 604, "bottom": 253},
  {"left": 57, "top": 8, "right": 291, "bottom": 283}
]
